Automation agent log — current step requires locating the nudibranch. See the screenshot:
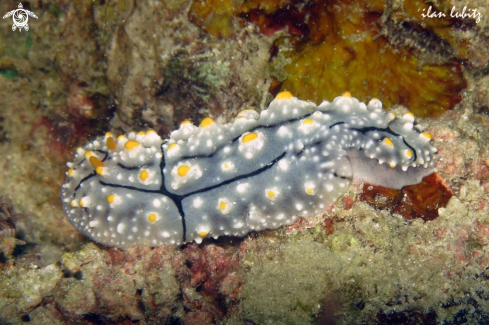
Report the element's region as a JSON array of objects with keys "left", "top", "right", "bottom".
[{"left": 61, "top": 92, "right": 437, "bottom": 248}]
